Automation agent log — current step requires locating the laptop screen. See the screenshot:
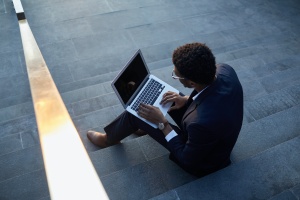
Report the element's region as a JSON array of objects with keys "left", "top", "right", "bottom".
[{"left": 113, "top": 52, "right": 148, "bottom": 105}]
